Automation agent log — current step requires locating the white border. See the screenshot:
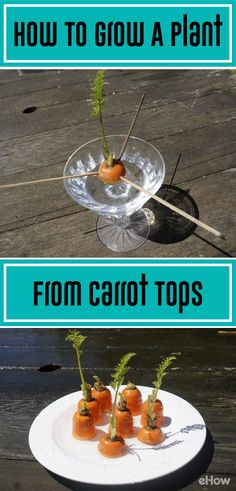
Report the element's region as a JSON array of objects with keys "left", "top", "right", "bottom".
[
  {"left": 3, "top": 262, "right": 233, "bottom": 323},
  {"left": 3, "top": 3, "right": 233, "bottom": 64}
]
